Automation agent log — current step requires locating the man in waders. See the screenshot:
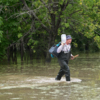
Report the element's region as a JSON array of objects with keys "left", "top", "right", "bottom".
[{"left": 55, "top": 35, "right": 74, "bottom": 81}]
